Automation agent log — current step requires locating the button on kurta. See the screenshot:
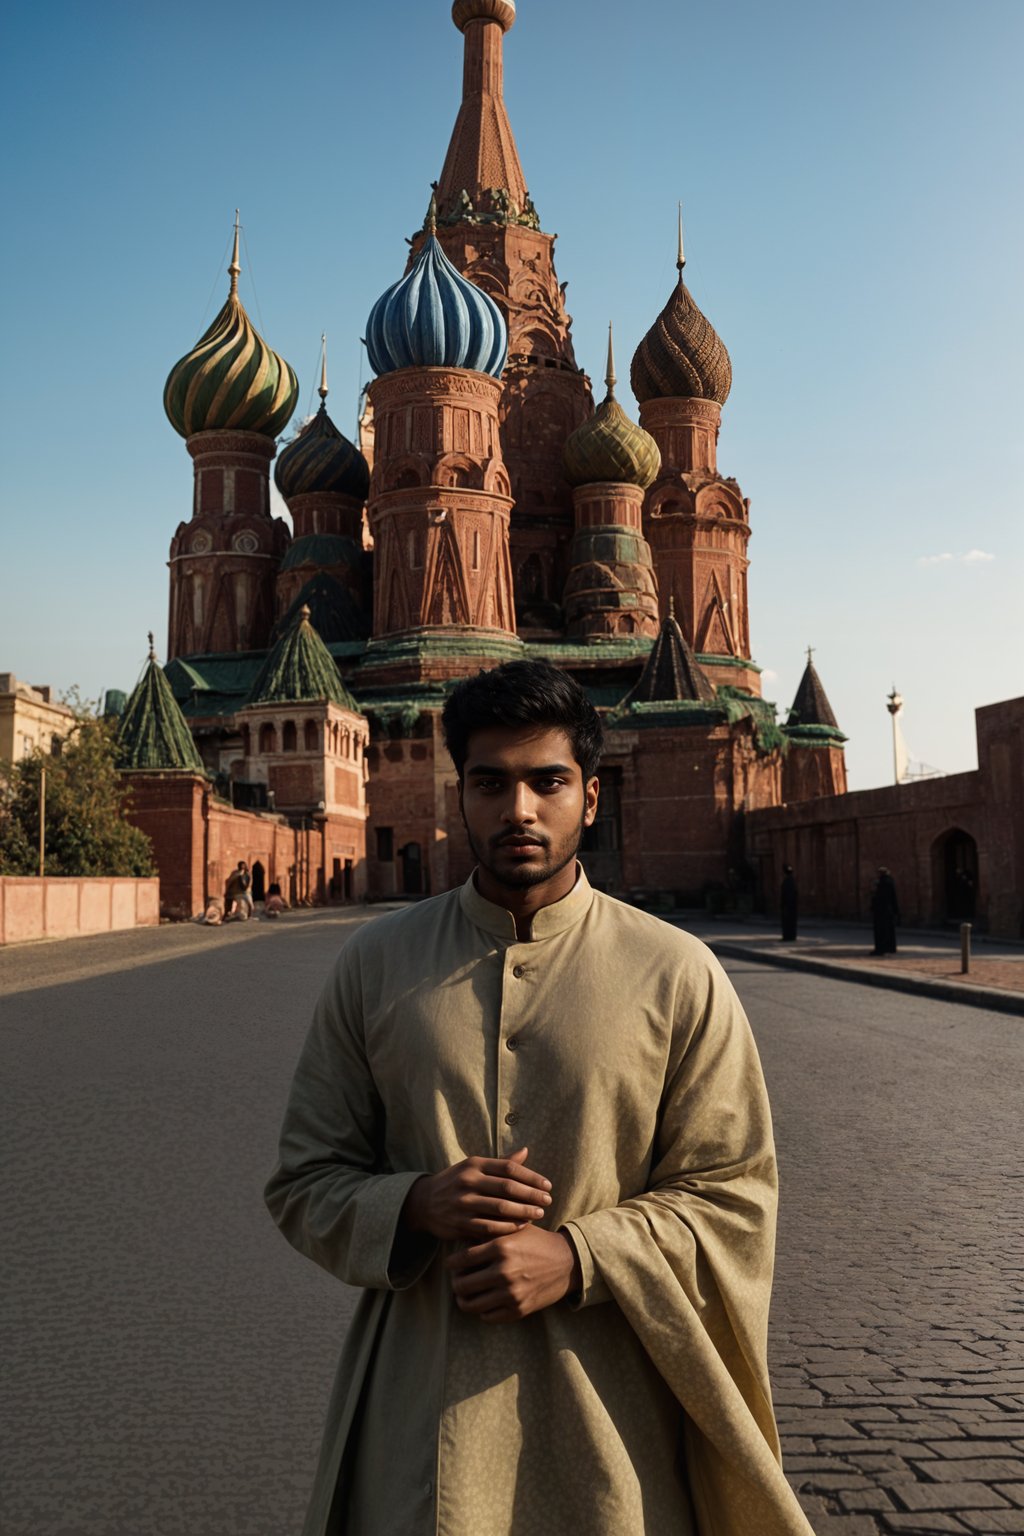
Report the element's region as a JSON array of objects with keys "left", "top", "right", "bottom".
[
  {"left": 504, "top": 1110, "right": 519, "bottom": 1125},
  {"left": 512, "top": 964, "right": 526, "bottom": 978},
  {"left": 506, "top": 1036, "right": 519, "bottom": 1051}
]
